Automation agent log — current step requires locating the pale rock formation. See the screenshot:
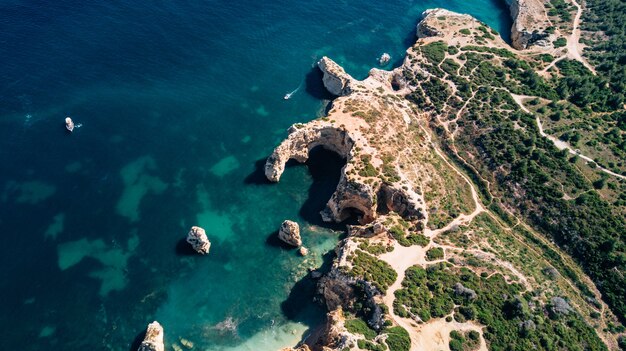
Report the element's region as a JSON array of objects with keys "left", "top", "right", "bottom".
[
  {"left": 186, "top": 226, "right": 211, "bottom": 254},
  {"left": 299, "top": 246, "right": 309, "bottom": 256},
  {"left": 507, "top": 0, "right": 554, "bottom": 49},
  {"left": 278, "top": 220, "right": 302, "bottom": 247},
  {"left": 378, "top": 53, "right": 391, "bottom": 65},
  {"left": 265, "top": 125, "right": 354, "bottom": 182},
  {"left": 65, "top": 117, "right": 74, "bottom": 132},
  {"left": 138, "top": 321, "right": 164, "bottom": 351},
  {"left": 417, "top": 9, "right": 473, "bottom": 38},
  {"left": 317, "top": 57, "right": 355, "bottom": 96}
]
